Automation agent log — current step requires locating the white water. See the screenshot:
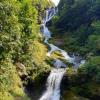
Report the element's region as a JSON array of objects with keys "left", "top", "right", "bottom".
[
  {"left": 40, "top": 68, "right": 65, "bottom": 100},
  {"left": 40, "top": 7, "right": 85, "bottom": 100}
]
